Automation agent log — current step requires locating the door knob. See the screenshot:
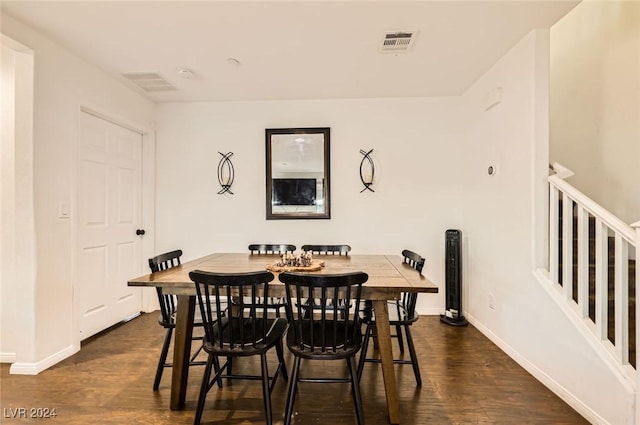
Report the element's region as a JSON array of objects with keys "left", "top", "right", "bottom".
[{"left": 136, "top": 229, "right": 146, "bottom": 236}]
